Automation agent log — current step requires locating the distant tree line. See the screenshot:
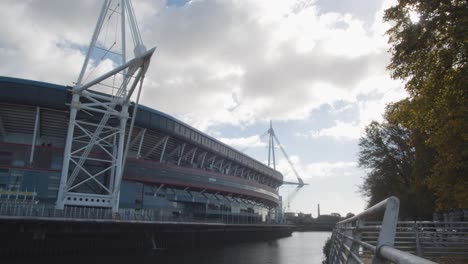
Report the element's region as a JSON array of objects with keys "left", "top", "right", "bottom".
[
  {"left": 359, "top": 0, "right": 467, "bottom": 220},
  {"left": 286, "top": 212, "right": 355, "bottom": 225}
]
